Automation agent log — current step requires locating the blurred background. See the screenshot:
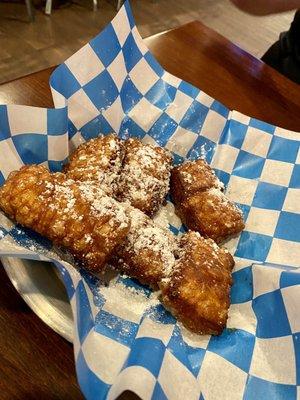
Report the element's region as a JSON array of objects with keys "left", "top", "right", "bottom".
[{"left": 0, "top": 0, "right": 294, "bottom": 84}]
